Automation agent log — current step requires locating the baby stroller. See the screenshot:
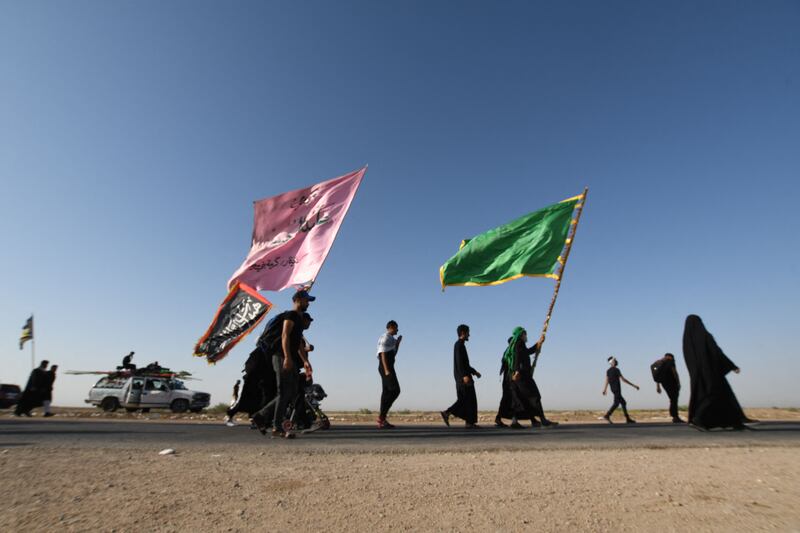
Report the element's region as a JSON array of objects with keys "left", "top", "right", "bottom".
[{"left": 282, "top": 375, "right": 331, "bottom": 433}]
